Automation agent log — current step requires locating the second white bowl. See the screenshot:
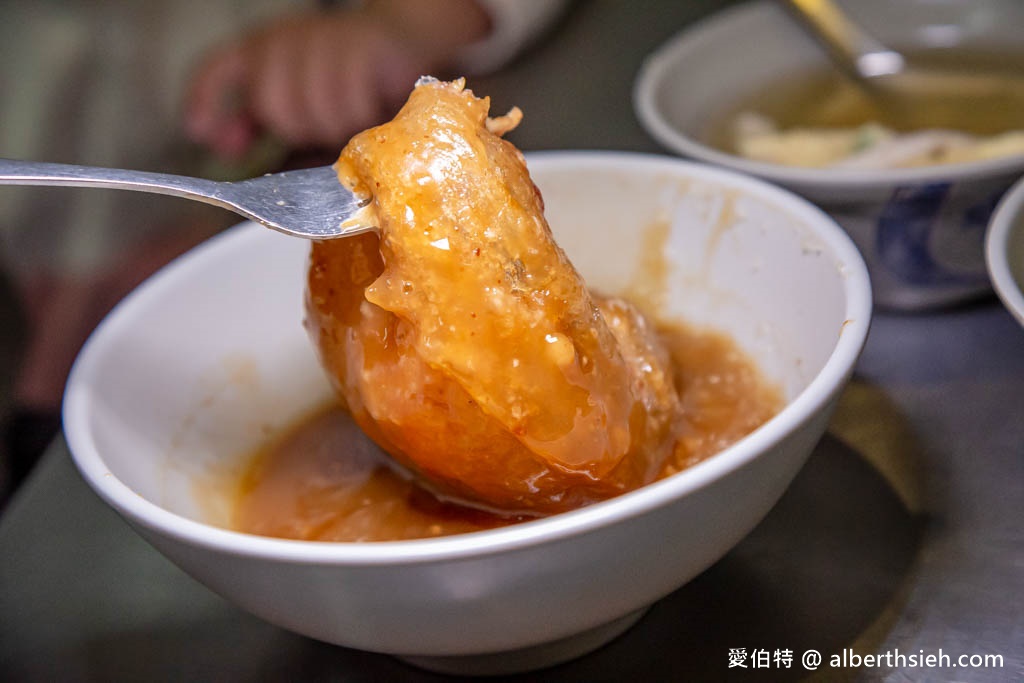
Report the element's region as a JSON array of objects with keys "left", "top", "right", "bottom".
[{"left": 634, "top": 0, "right": 1024, "bottom": 310}]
